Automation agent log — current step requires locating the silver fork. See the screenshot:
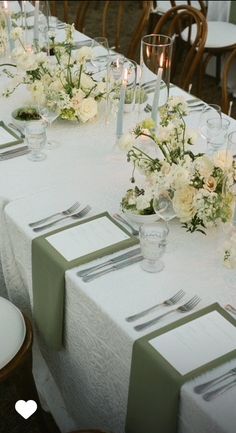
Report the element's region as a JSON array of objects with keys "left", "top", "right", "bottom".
[
  {"left": 29, "top": 201, "right": 80, "bottom": 227},
  {"left": 134, "top": 295, "right": 201, "bottom": 331},
  {"left": 32, "top": 205, "right": 91, "bottom": 232},
  {"left": 126, "top": 289, "right": 185, "bottom": 322},
  {"left": 194, "top": 367, "right": 236, "bottom": 394},
  {"left": 113, "top": 213, "right": 139, "bottom": 236},
  {"left": 203, "top": 378, "right": 236, "bottom": 401}
]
